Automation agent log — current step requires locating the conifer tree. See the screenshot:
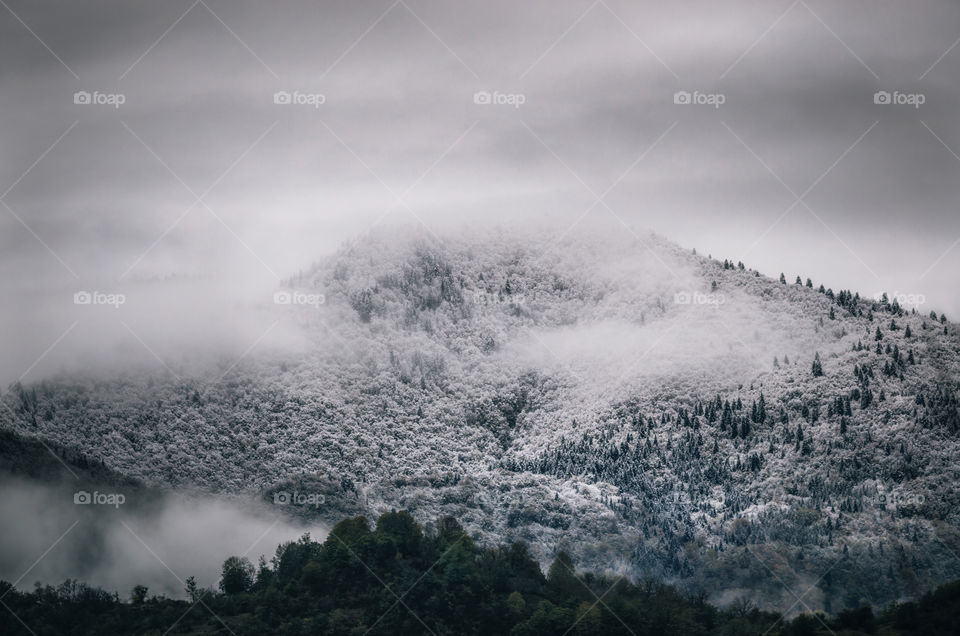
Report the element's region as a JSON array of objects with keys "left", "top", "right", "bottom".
[{"left": 812, "top": 352, "right": 824, "bottom": 377}]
